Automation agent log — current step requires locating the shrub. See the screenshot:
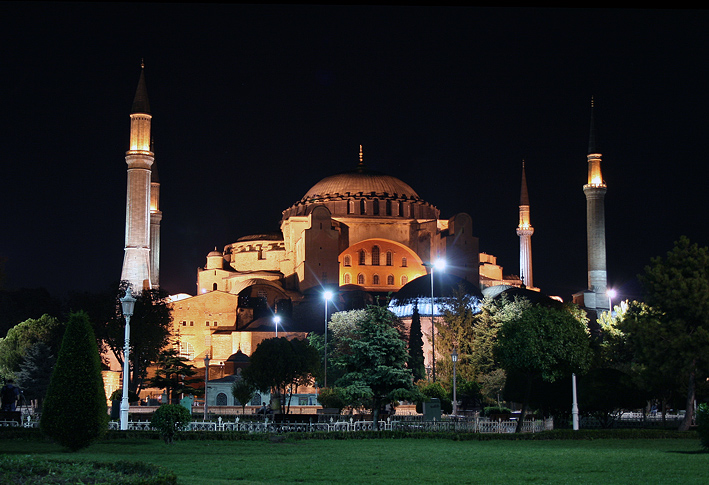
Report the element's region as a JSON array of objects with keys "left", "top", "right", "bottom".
[
  {"left": 0, "top": 455, "right": 177, "bottom": 484},
  {"left": 484, "top": 406, "right": 512, "bottom": 417},
  {"left": 109, "top": 388, "right": 141, "bottom": 403},
  {"left": 697, "top": 402, "right": 709, "bottom": 450},
  {"left": 151, "top": 404, "right": 192, "bottom": 444},
  {"left": 40, "top": 311, "right": 108, "bottom": 451},
  {"left": 318, "top": 387, "right": 348, "bottom": 411}
]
